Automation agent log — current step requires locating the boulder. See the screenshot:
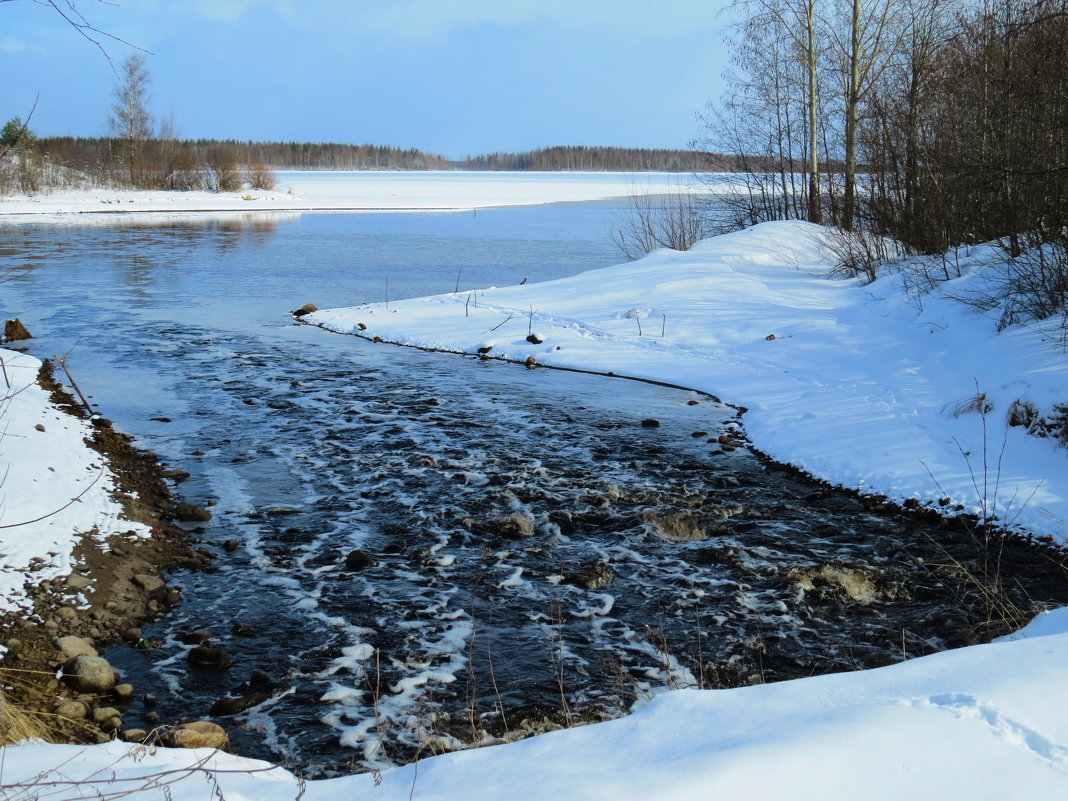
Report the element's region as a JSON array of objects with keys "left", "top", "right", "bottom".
[
  {"left": 132, "top": 573, "right": 166, "bottom": 594},
  {"left": 54, "top": 700, "right": 88, "bottom": 720},
  {"left": 160, "top": 721, "right": 229, "bottom": 751},
  {"left": 485, "top": 512, "right": 535, "bottom": 539},
  {"left": 92, "top": 706, "right": 122, "bottom": 724},
  {"left": 343, "top": 549, "right": 375, "bottom": 571},
  {"left": 178, "top": 630, "right": 214, "bottom": 645},
  {"left": 563, "top": 561, "right": 615, "bottom": 590},
  {"left": 209, "top": 691, "right": 271, "bottom": 716},
  {"left": 174, "top": 503, "right": 212, "bottom": 522},
  {"left": 61, "top": 655, "right": 117, "bottom": 694},
  {"left": 642, "top": 511, "right": 707, "bottom": 542},
  {"left": 54, "top": 636, "right": 98, "bottom": 659},
  {"left": 292, "top": 303, "right": 318, "bottom": 317},
  {"left": 187, "top": 645, "right": 232, "bottom": 669},
  {"left": 65, "top": 573, "right": 91, "bottom": 591}
]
